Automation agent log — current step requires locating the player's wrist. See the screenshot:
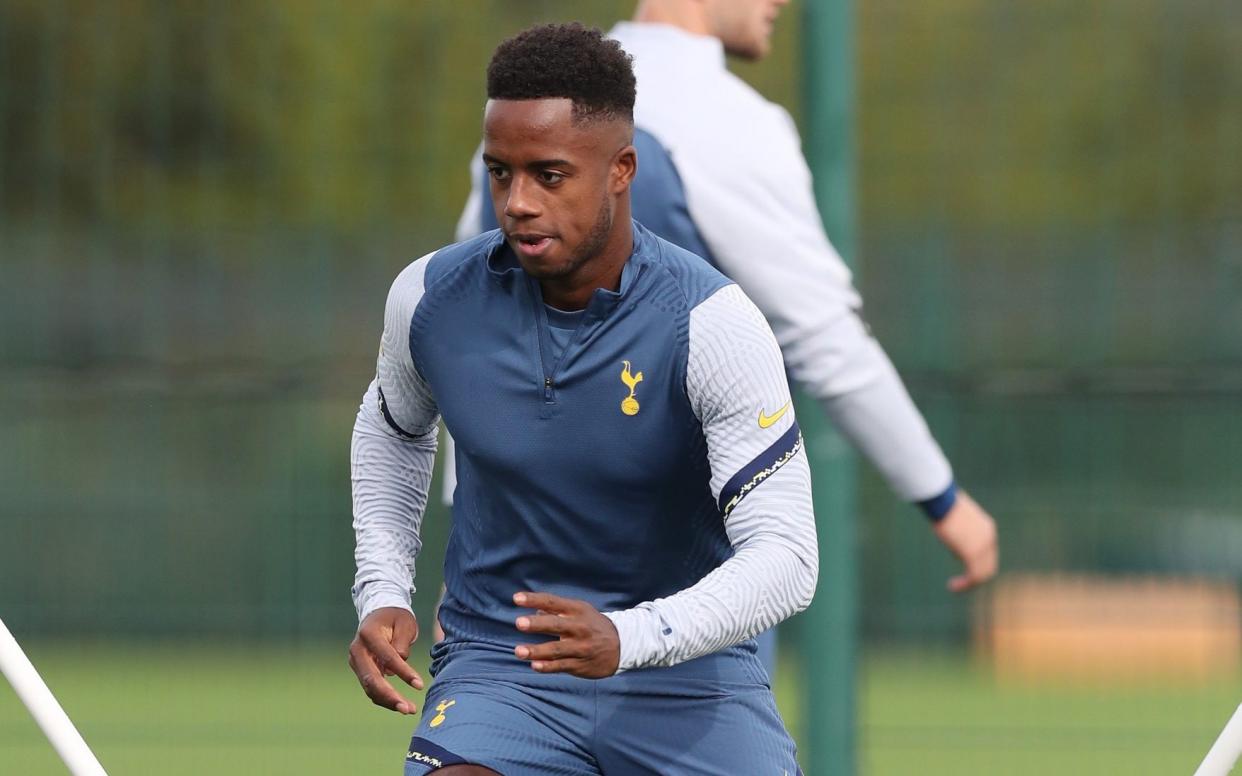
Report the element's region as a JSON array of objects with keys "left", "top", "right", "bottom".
[
  {"left": 916, "top": 480, "right": 957, "bottom": 522},
  {"left": 602, "top": 607, "right": 659, "bottom": 673},
  {"left": 354, "top": 583, "right": 414, "bottom": 624}
]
